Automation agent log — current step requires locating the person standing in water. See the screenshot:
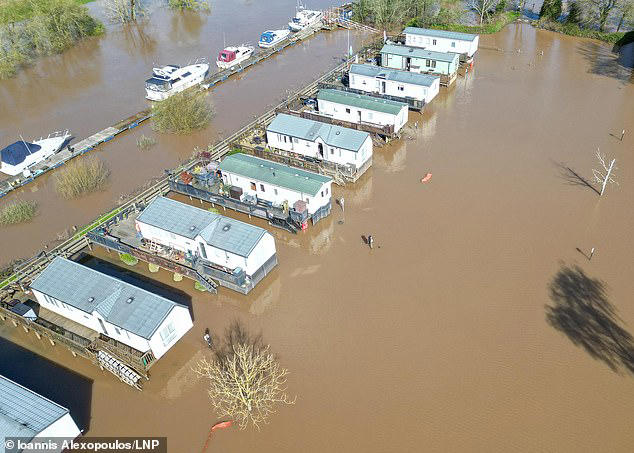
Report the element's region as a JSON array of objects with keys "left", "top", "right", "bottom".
[{"left": 368, "top": 235, "right": 374, "bottom": 249}]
